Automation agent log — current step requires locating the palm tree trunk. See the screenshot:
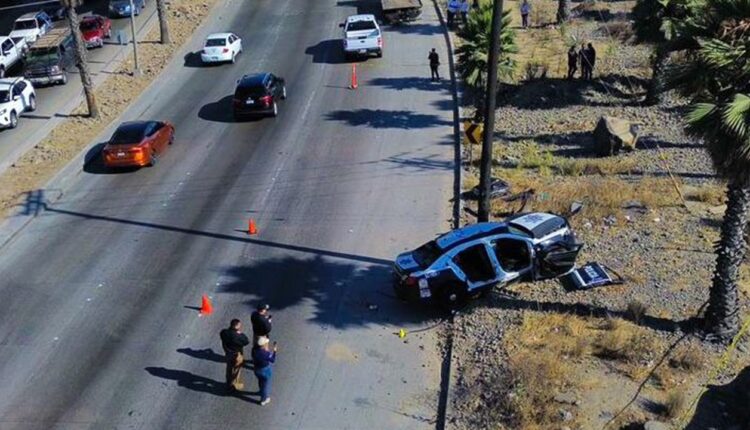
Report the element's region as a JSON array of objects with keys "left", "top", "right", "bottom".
[
  {"left": 65, "top": 5, "right": 99, "bottom": 118},
  {"left": 156, "top": 0, "right": 171, "bottom": 44},
  {"left": 705, "top": 181, "right": 748, "bottom": 342},
  {"left": 557, "top": 0, "right": 570, "bottom": 24},
  {"left": 644, "top": 45, "right": 669, "bottom": 106}
]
